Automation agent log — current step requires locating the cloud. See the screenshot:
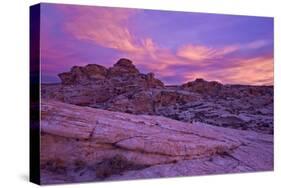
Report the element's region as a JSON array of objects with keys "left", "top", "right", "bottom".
[
  {"left": 63, "top": 6, "right": 142, "bottom": 53},
  {"left": 61, "top": 6, "right": 188, "bottom": 71},
  {"left": 226, "top": 55, "right": 273, "bottom": 85},
  {"left": 62, "top": 6, "right": 185, "bottom": 73},
  {"left": 244, "top": 40, "right": 270, "bottom": 49},
  {"left": 176, "top": 39, "right": 271, "bottom": 62},
  {"left": 176, "top": 44, "right": 239, "bottom": 61},
  {"left": 193, "top": 55, "right": 274, "bottom": 85}
]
